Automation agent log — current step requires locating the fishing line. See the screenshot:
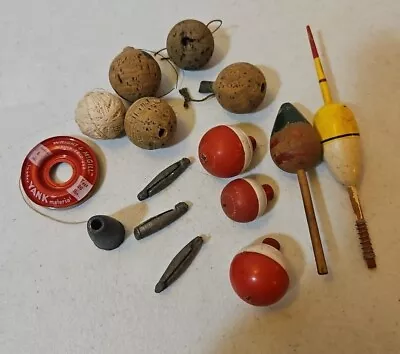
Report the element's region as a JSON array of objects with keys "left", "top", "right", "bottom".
[
  {"left": 179, "top": 88, "right": 215, "bottom": 108},
  {"left": 138, "top": 48, "right": 179, "bottom": 98},
  {"left": 19, "top": 179, "right": 87, "bottom": 224}
]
